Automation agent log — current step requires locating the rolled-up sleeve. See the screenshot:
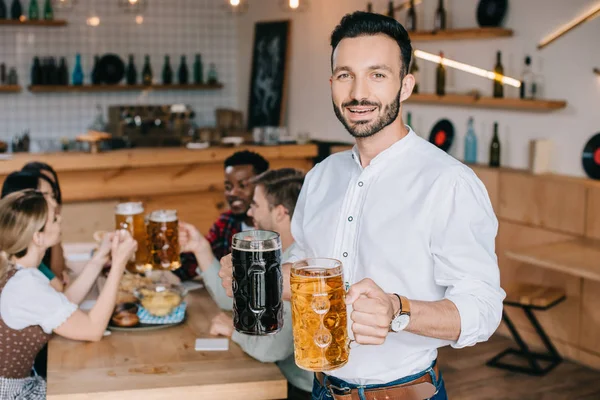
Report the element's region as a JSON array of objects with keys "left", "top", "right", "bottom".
[
  {"left": 199, "top": 258, "right": 233, "bottom": 311},
  {"left": 431, "top": 168, "right": 506, "bottom": 349}
]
